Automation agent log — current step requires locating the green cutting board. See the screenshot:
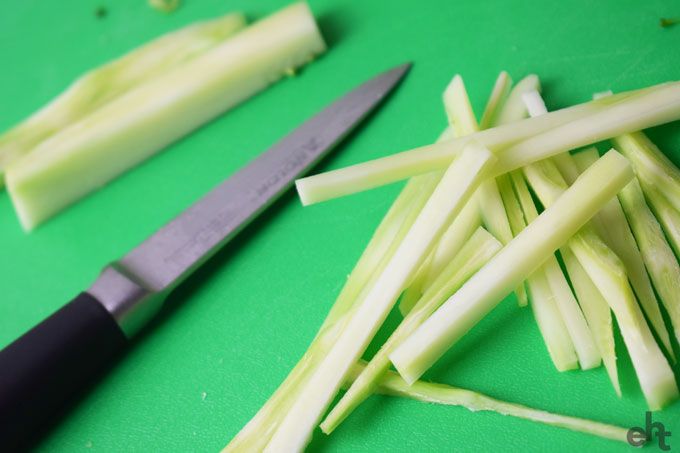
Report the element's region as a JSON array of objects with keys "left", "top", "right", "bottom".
[{"left": 1, "top": 0, "right": 679, "bottom": 451}]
